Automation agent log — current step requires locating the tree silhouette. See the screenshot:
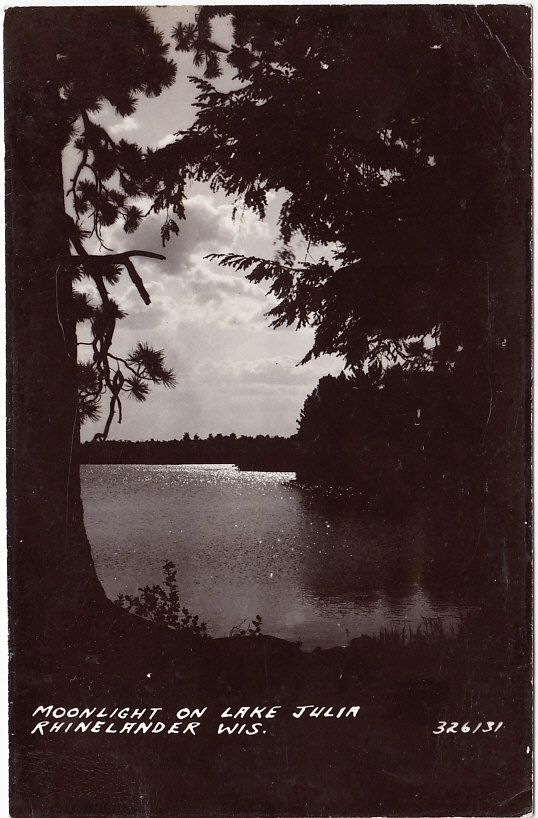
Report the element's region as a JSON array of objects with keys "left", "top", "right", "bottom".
[
  {"left": 296, "top": 368, "right": 478, "bottom": 494},
  {"left": 168, "top": 7, "right": 527, "bottom": 376},
  {"left": 56, "top": 8, "right": 181, "bottom": 439},
  {"left": 5, "top": 7, "right": 224, "bottom": 654},
  {"left": 164, "top": 6, "right": 529, "bottom": 644}
]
